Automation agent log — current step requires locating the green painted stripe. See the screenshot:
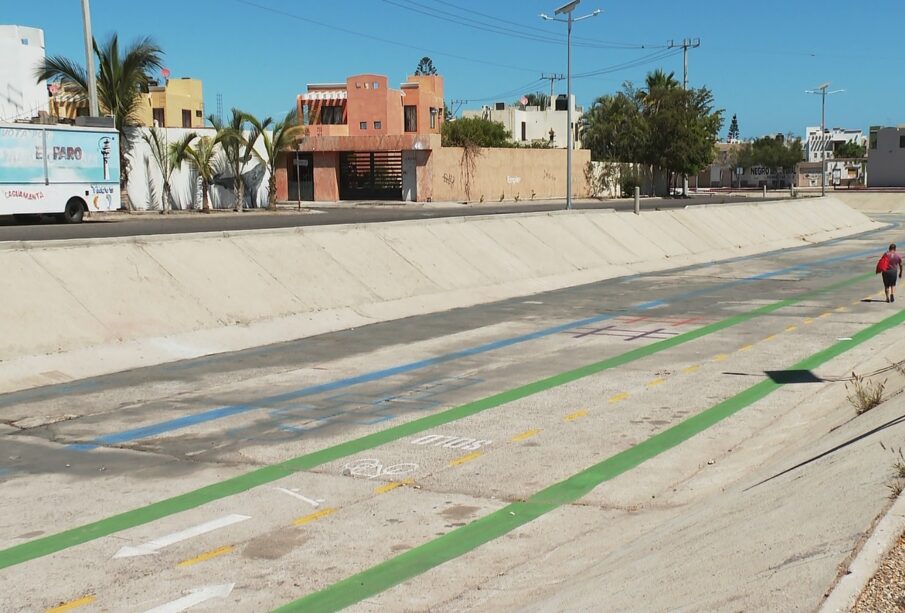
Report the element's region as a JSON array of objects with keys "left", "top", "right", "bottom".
[
  {"left": 276, "top": 292, "right": 905, "bottom": 613},
  {"left": 0, "top": 273, "right": 870, "bottom": 571}
]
